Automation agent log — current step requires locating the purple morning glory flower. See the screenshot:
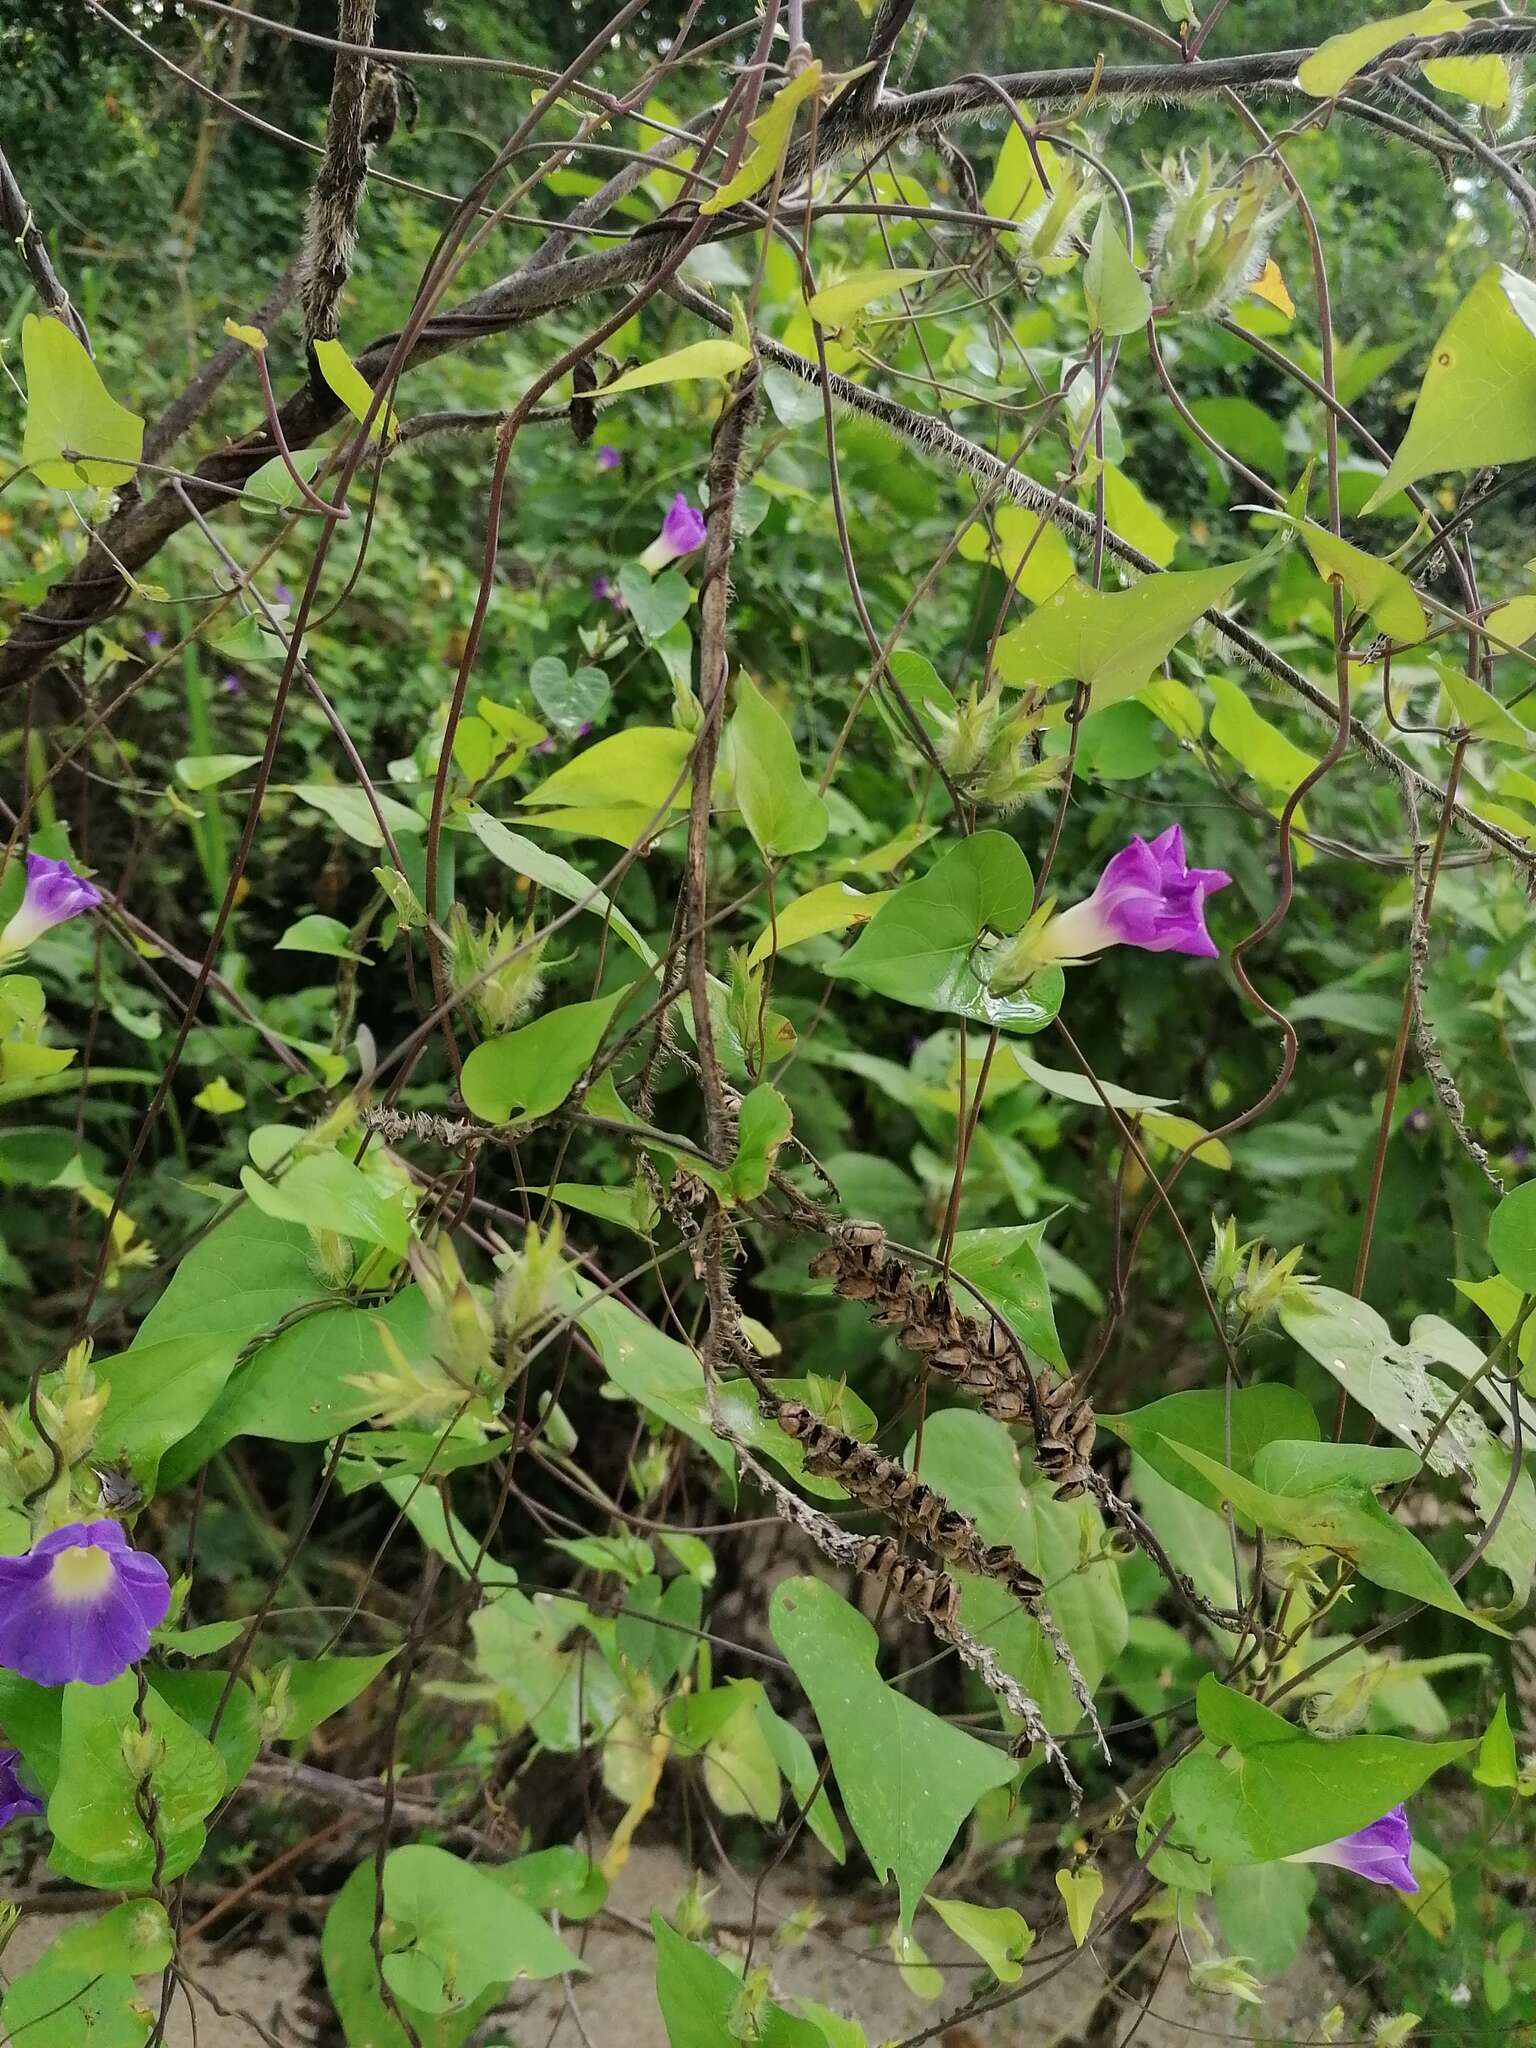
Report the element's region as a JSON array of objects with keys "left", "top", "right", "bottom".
[
  {"left": 0, "top": 853, "right": 104, "bottom": 960},
  {"left": 597, "top": 446, "right": 621, "bottom": 471},
  {"left": 0, "top": 1520, "right": 171, "bottom": 1687},
  {"left": 221, "top": 672, "right": 242, "bottom": 696},
  {"left": 273, "top": 581, "right": 293, "bottom": 607},
  {"left": 1285, "top": 1805, "right": 1417, "bottom": 1893},
  {"left": 1045, "top": 825, "right": 1231, "bottom": 961},
  {"left": 0, "top": 1749, "right": 43, "bottom": 1830},
  {"left": 143, "top": 628, "right": 164, "bottom": 649},
  {"left": 638, "top": 492, "right": 707, "bottom": 575},
  {"left": 592, "top": 574, "right": 624, "bottom": 610},
  {"left": 1511, "top": 1143, "right": 1531, "bottom": 1166},
  {"left": 1403, "top": 1107, "right": 1431, "bottom": 1135}
]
